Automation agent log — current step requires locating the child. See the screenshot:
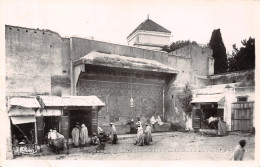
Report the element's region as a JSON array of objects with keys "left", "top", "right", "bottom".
[{"left": 230, "top": 140, "right": 246, "bottom": 161}]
